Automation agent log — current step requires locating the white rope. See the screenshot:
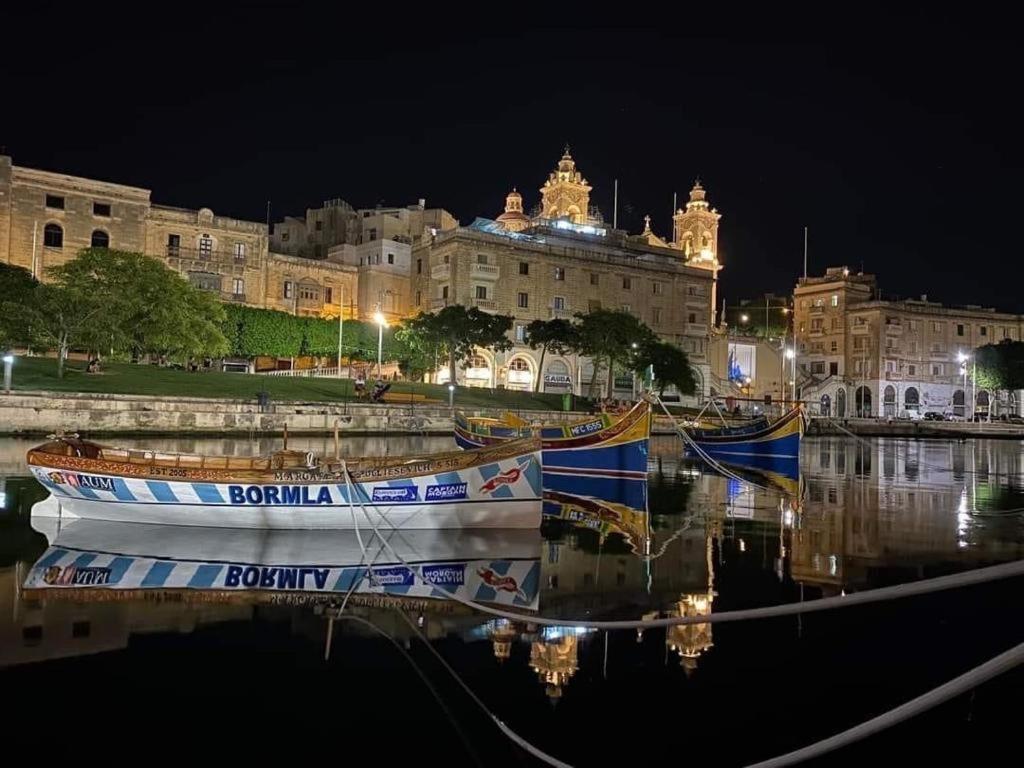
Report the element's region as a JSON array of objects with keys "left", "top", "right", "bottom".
[{"left": 746, "top": 641, "right": 1024, "bottom": 767}]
